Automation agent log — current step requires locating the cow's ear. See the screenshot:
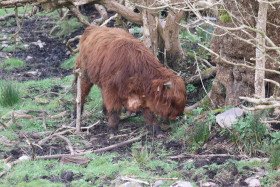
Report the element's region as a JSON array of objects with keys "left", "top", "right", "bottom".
[{"left": 164, "top": 81, "right": 172, "bottom": 88}]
